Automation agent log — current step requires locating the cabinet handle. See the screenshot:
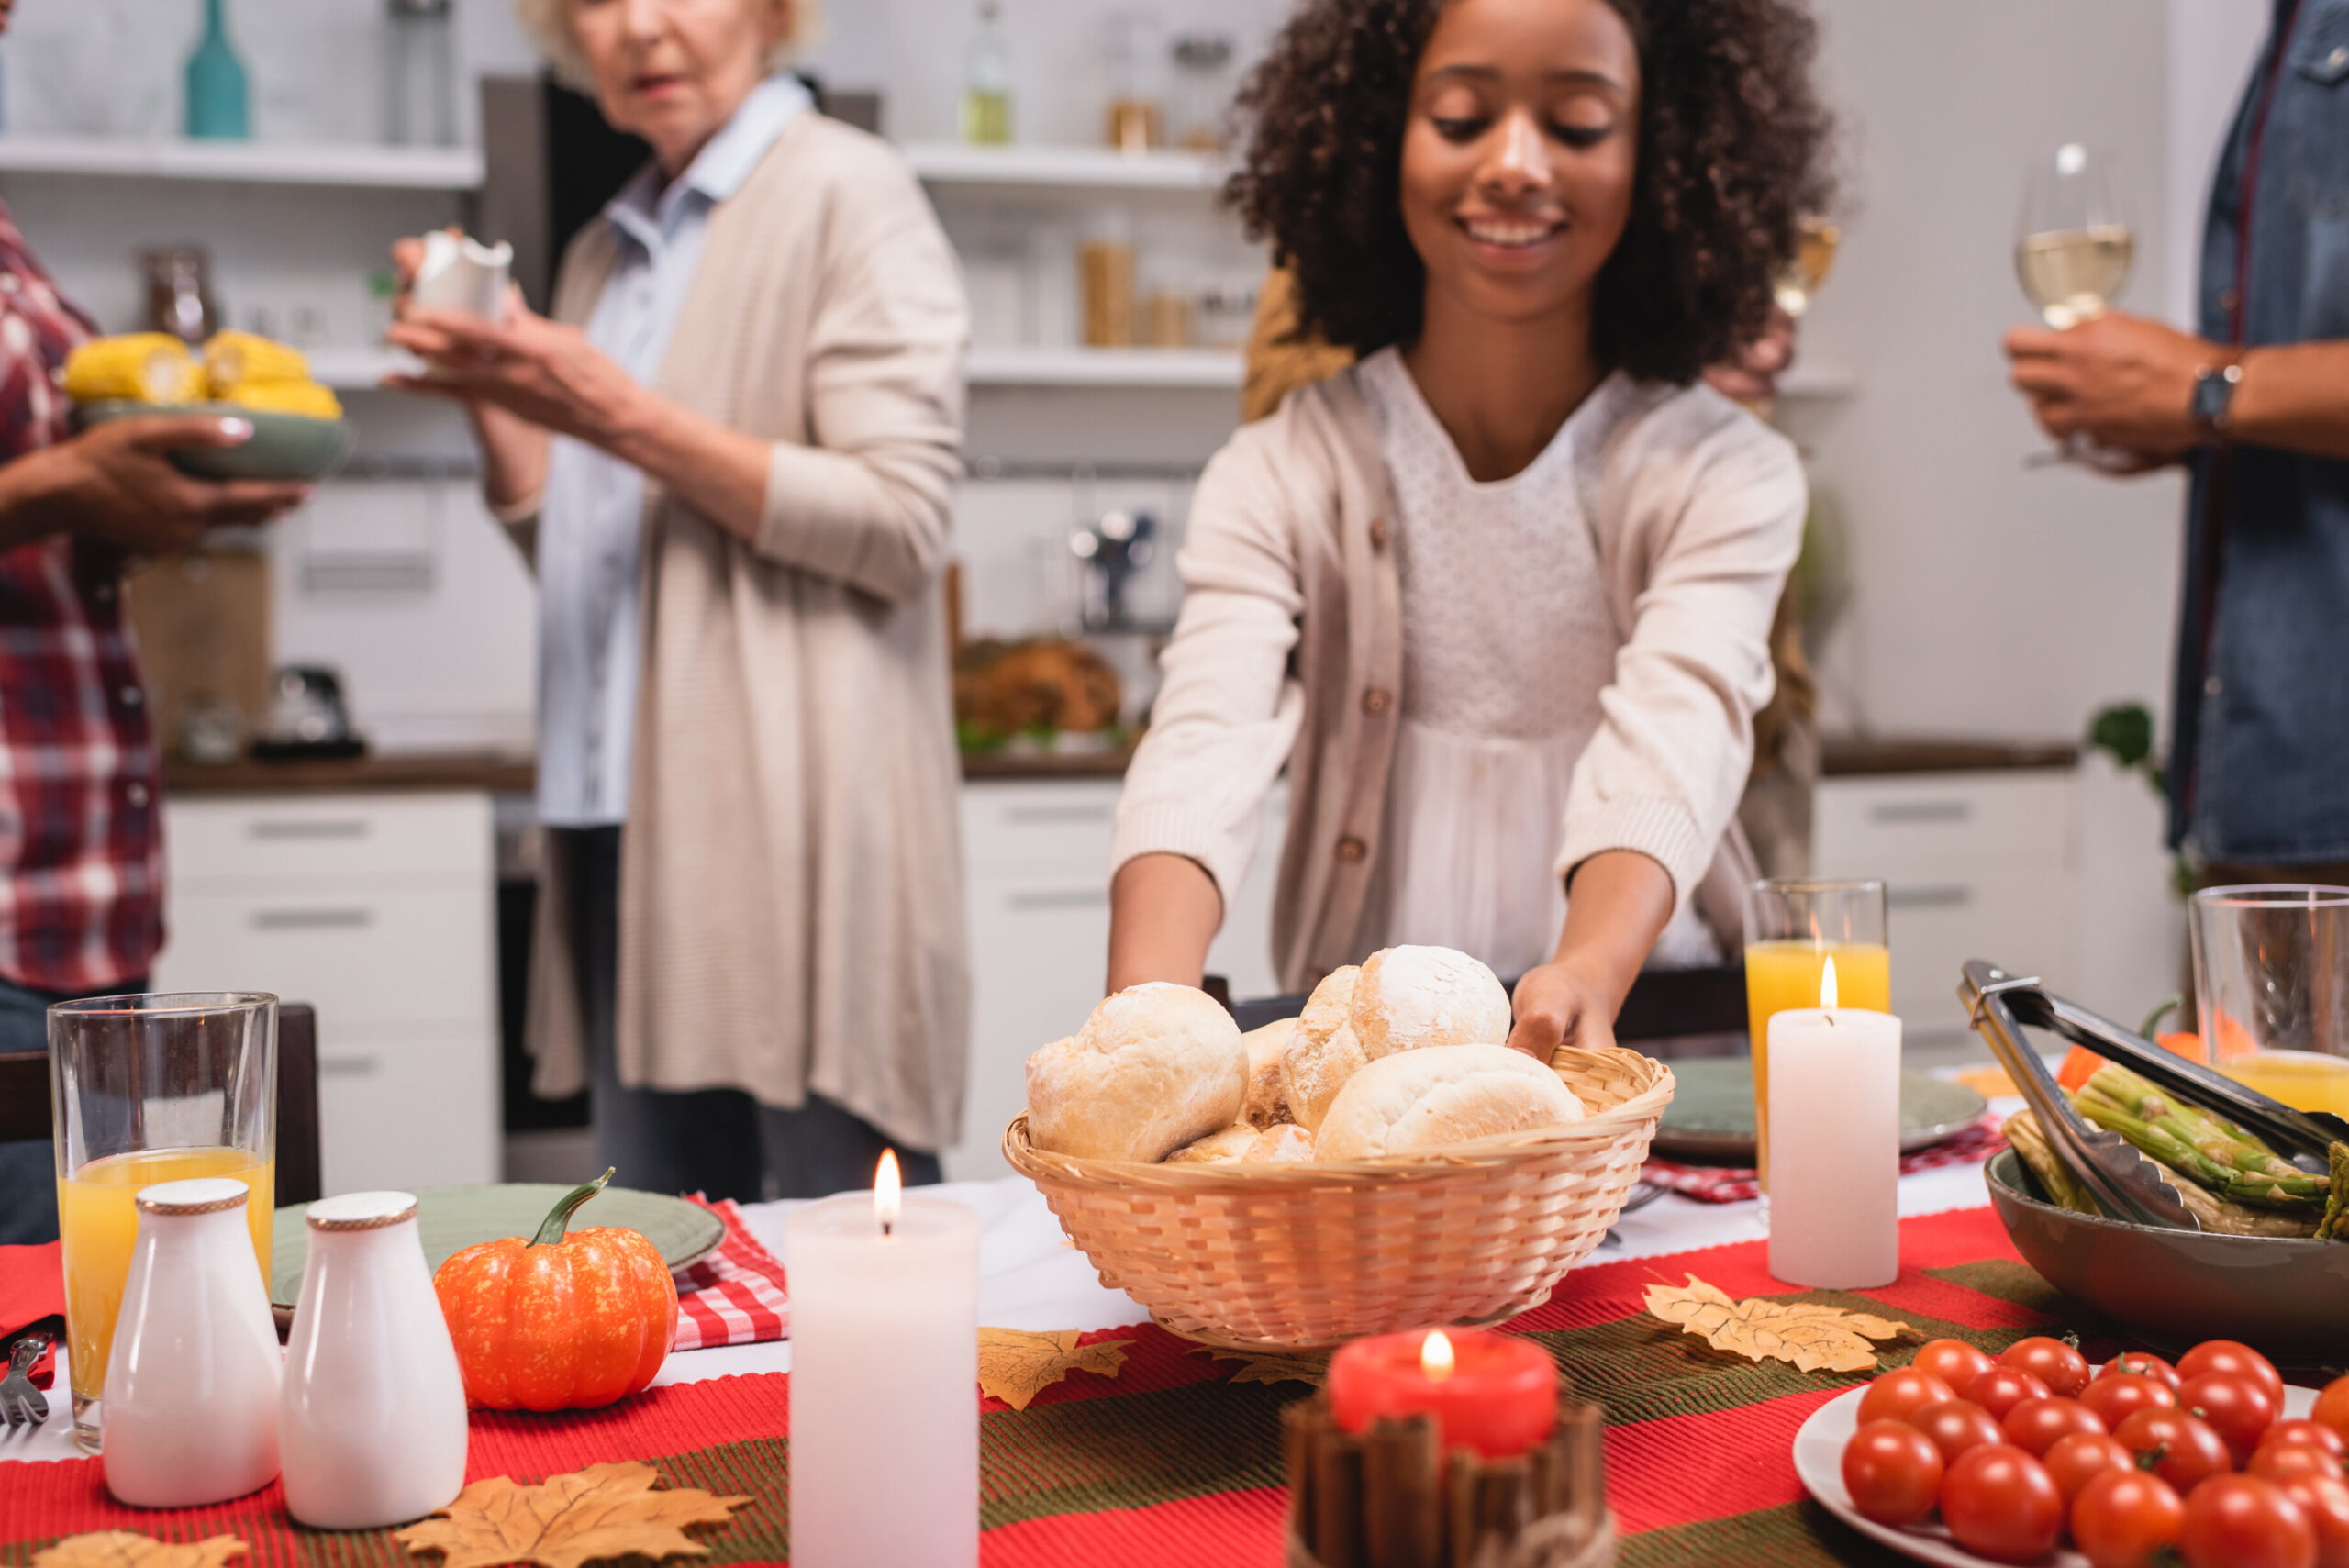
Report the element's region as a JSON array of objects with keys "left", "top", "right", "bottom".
[
  {"left": 1867, "top": 800, "right": 1971, "bottom": 826},
  {"left": 1001, "top": 805, "right": 1113, "bottom": 826},
  {"left": 251, "top": 907, "right": 375, "bottom": 930},
  {"left": 1888, "top": 884, "right": 1973, "bottom": 910},
  {"left": 318, "top": 1055, "right": 380, "bottom": 1078},
  {"left": 248, "top": 819, "right": 370, "bottom": 840},
  {"left": 1006, "top": 888, "right": 1109, "bottom": 911}
]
